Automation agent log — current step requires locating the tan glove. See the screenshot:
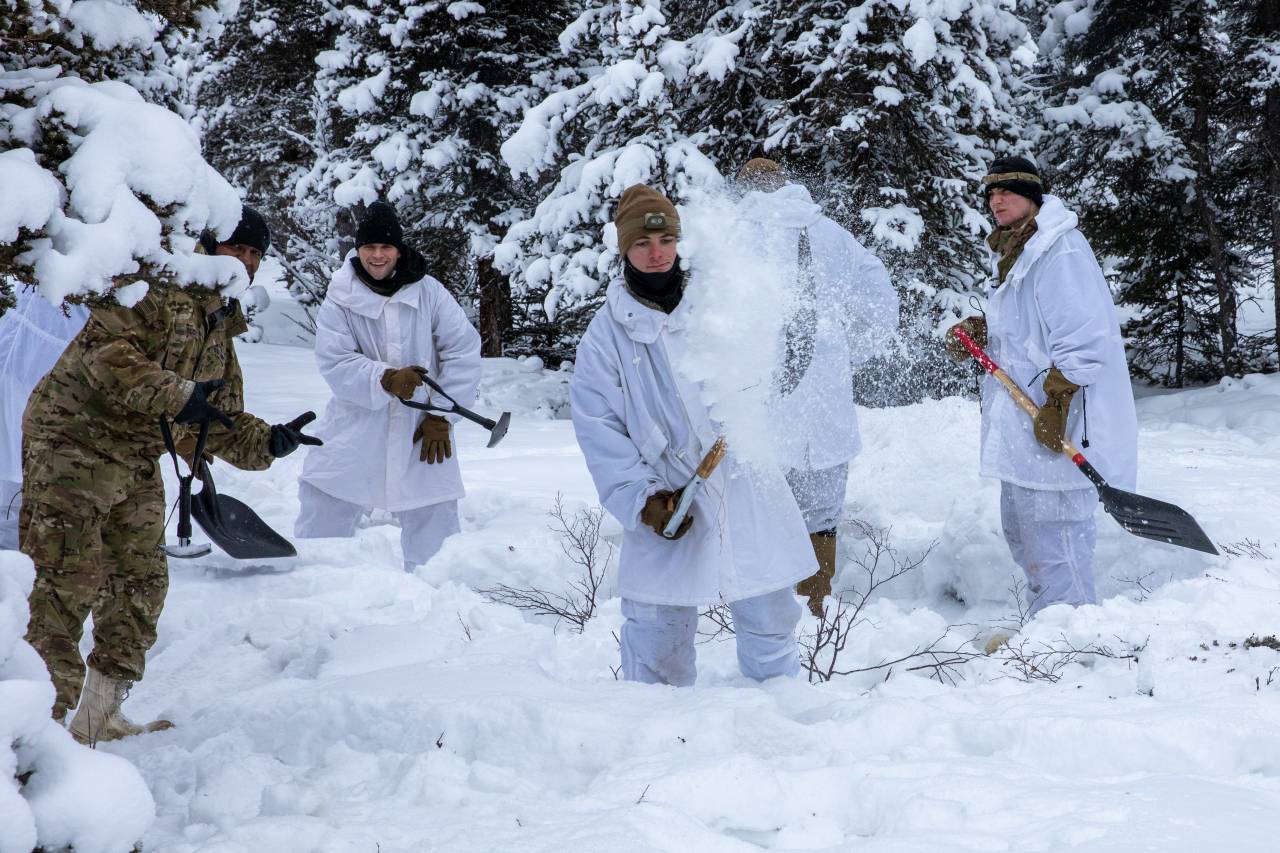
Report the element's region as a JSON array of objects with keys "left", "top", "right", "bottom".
[
  {"left": 639, "top": 489, "right": 693, "bottom": 540},
  {"left": 1033, "top": 367, "right": 1080, "bottom": 452},
  {"left": 381, "top": 365, "right": 427, "bottom": 400},
  {"left": 945, "top": 316, "right": 987, "bottom": 362},
  {"left": 413, "top": 414, "right": 452, "bottom": 464}
]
